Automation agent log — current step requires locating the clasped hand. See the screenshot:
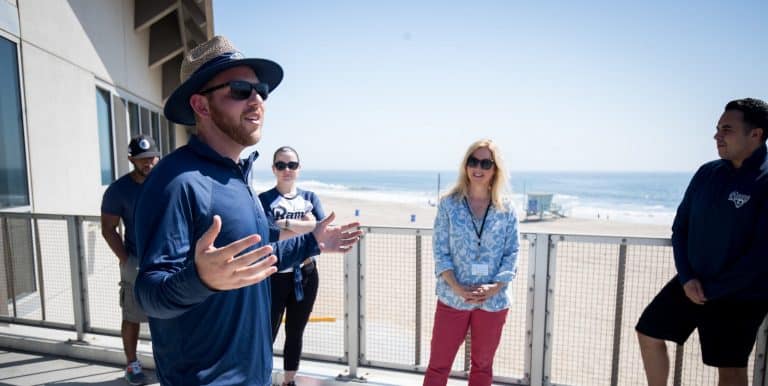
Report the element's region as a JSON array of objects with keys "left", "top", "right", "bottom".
[{"left": 454, "top": 283, "right": 502, "bottom": 304}]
